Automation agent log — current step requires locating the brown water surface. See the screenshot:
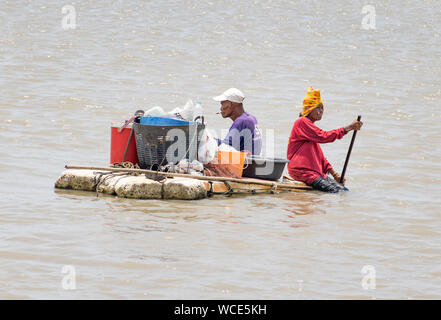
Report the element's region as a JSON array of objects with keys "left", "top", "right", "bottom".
[{"left": 1, "top": 0, "right": 440, "bottom": 299}]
